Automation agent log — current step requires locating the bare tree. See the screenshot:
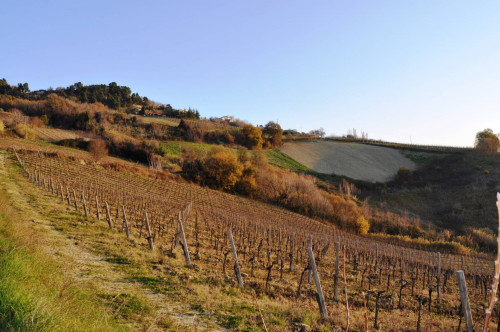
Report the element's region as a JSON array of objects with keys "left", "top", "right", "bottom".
[{"left": 88, "top": 139, "right": 108, "bottom": 162}]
